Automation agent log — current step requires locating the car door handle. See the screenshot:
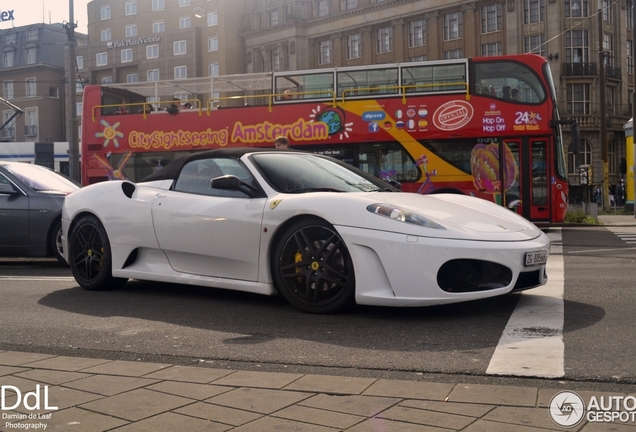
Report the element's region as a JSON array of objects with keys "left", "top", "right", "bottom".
[{"left": 155, "top": 193, "right": 167, "bottom": 198}]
